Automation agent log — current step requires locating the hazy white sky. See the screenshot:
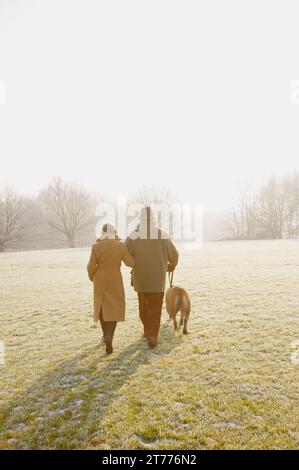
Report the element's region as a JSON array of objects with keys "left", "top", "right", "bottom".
[{"left": 0, "top": 0, "right": 299, "bottom": 210}]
